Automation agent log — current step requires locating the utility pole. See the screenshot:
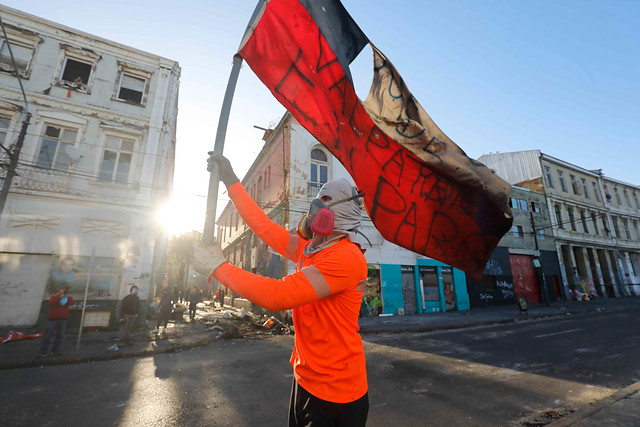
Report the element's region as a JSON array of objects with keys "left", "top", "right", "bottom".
[
  {"left": 530, "top": 211, "right": 550, "bottom": 306},
  {"left": 0, "top": 112, "right": 31, "bottom": 218}
]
